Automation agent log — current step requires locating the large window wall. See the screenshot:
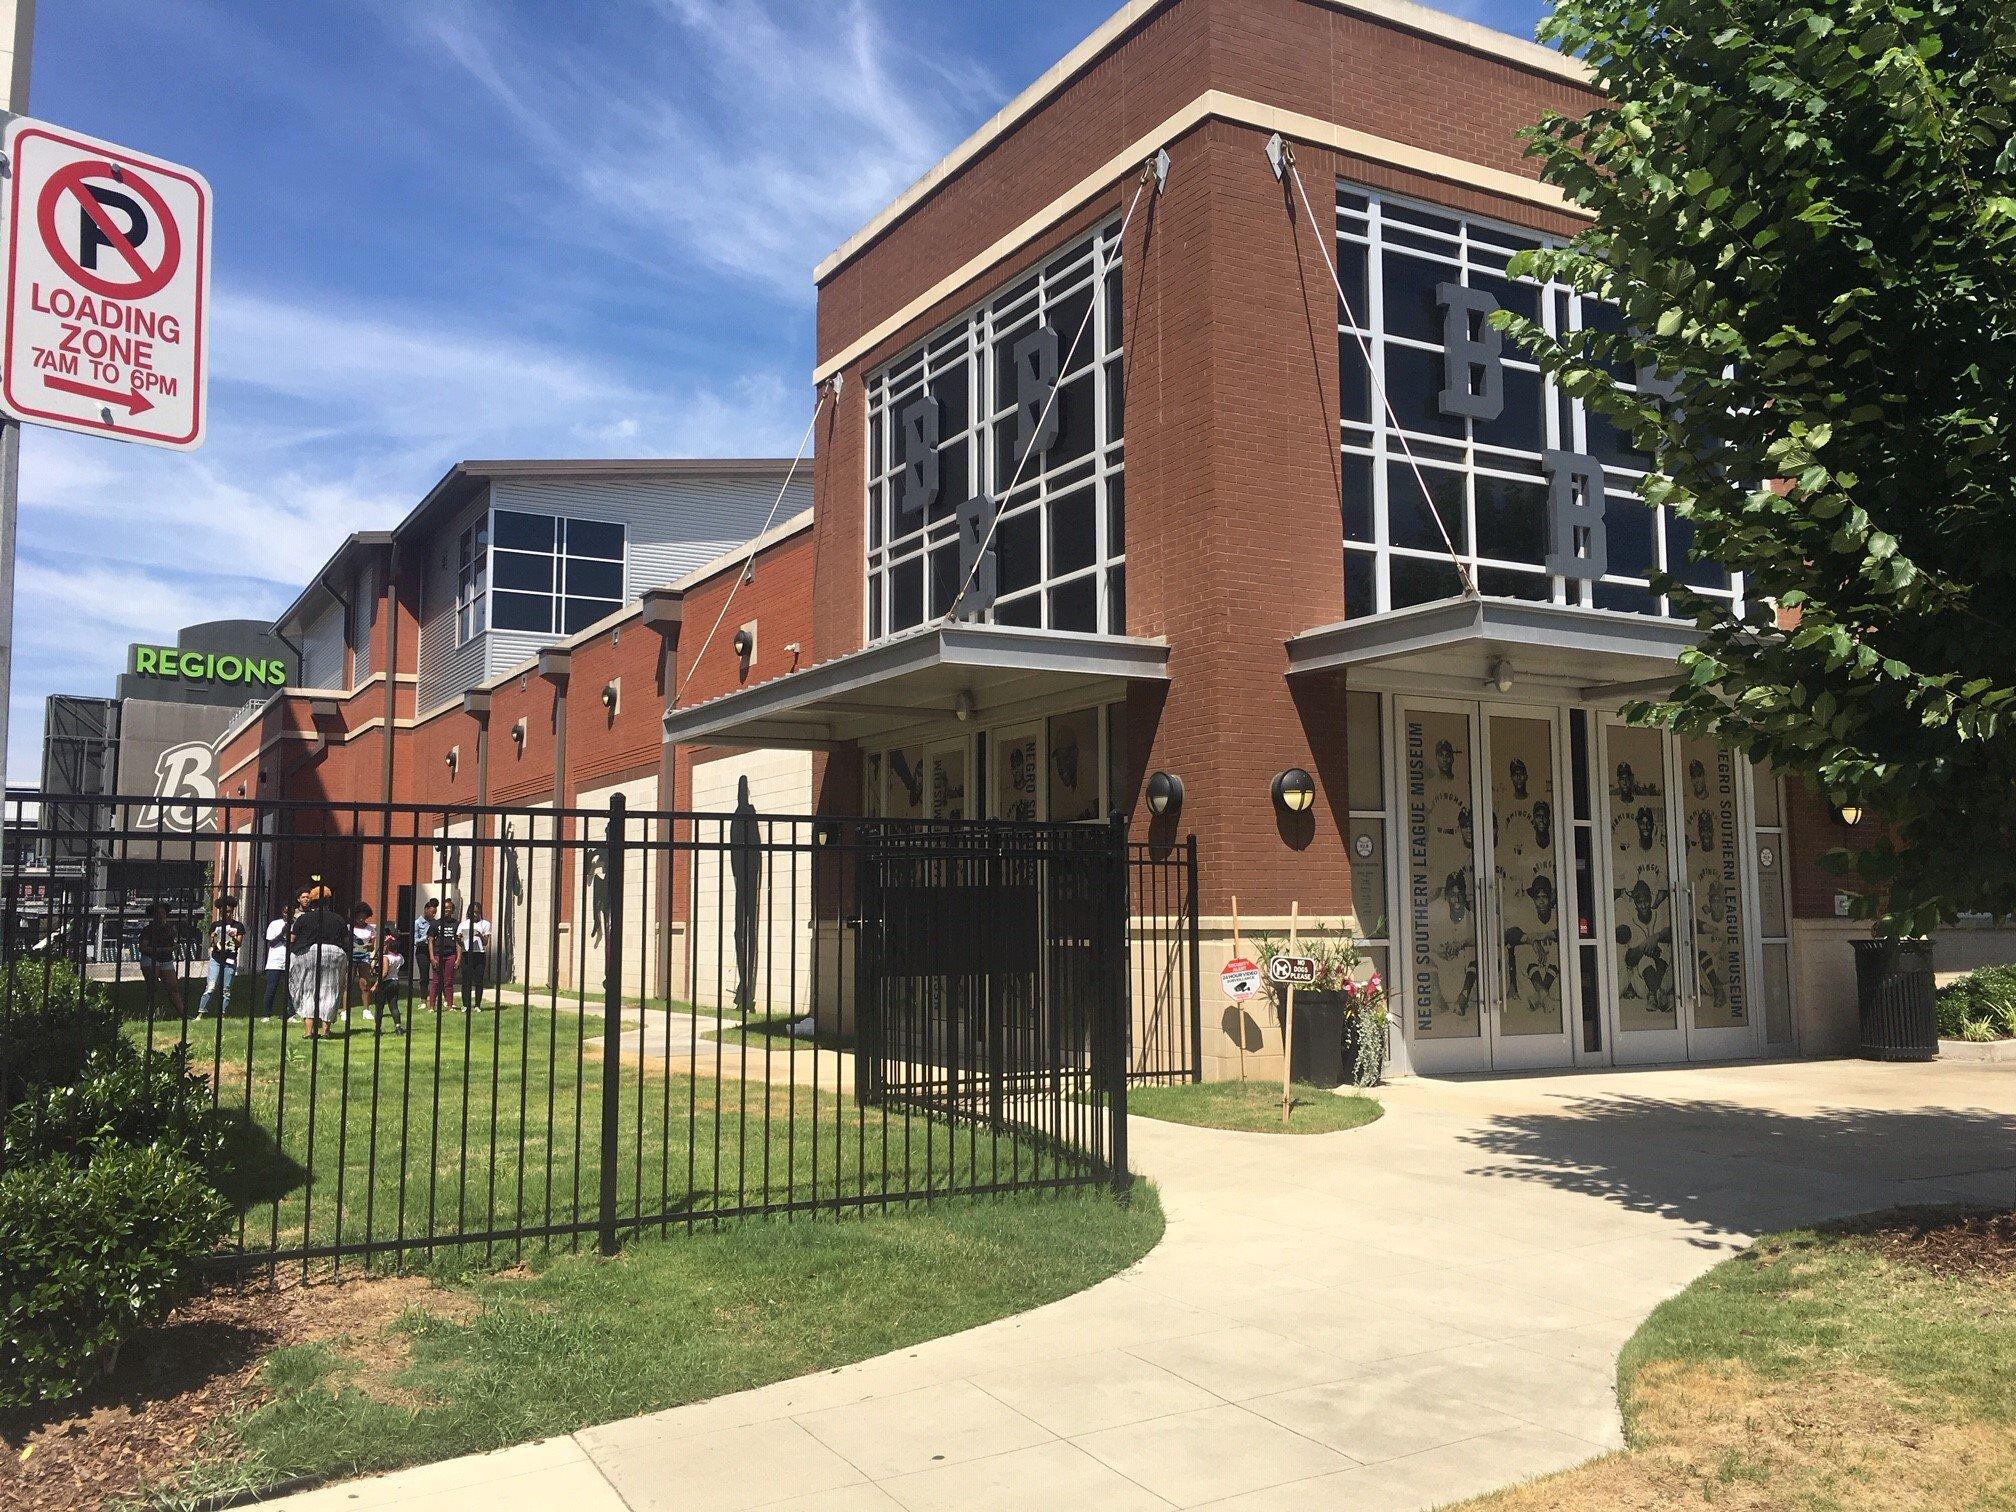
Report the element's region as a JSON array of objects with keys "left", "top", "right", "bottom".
[
  {"left": 1336, "top": 185, "right": 1741, "bottom": 621},
  {"left": 865, "top": 223, "right": 1125, "bottom": 640},
  {"left": 865, "top": 702, "right": 1124, "bottom": 824}
]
